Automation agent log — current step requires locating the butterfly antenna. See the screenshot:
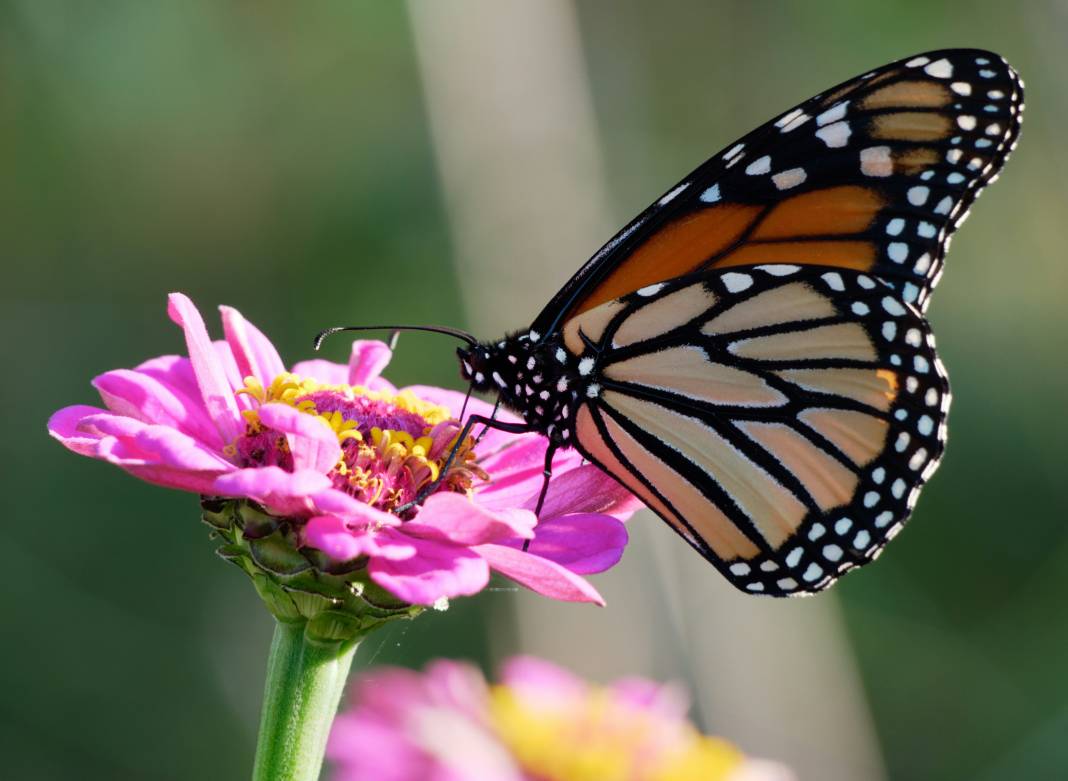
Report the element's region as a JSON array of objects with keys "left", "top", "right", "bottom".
[{"left": 314, "top": 324, "right": 478, "bottom": 351}]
